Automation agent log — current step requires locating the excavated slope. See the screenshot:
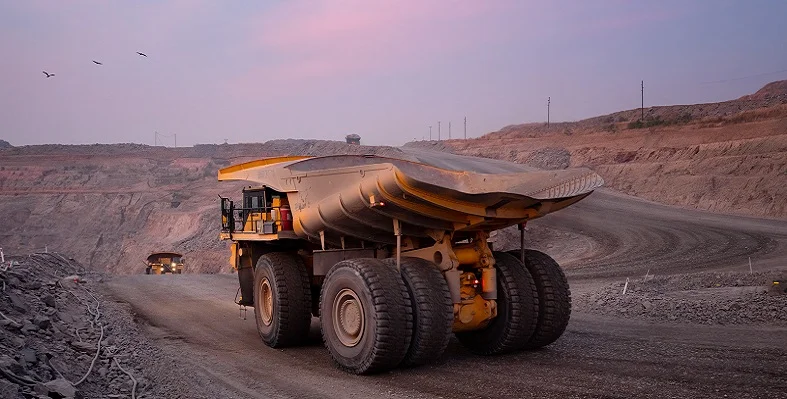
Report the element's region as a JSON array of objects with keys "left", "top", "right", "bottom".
[{"left": 0, "top": 140, "right": 411, "bottom": 274}]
